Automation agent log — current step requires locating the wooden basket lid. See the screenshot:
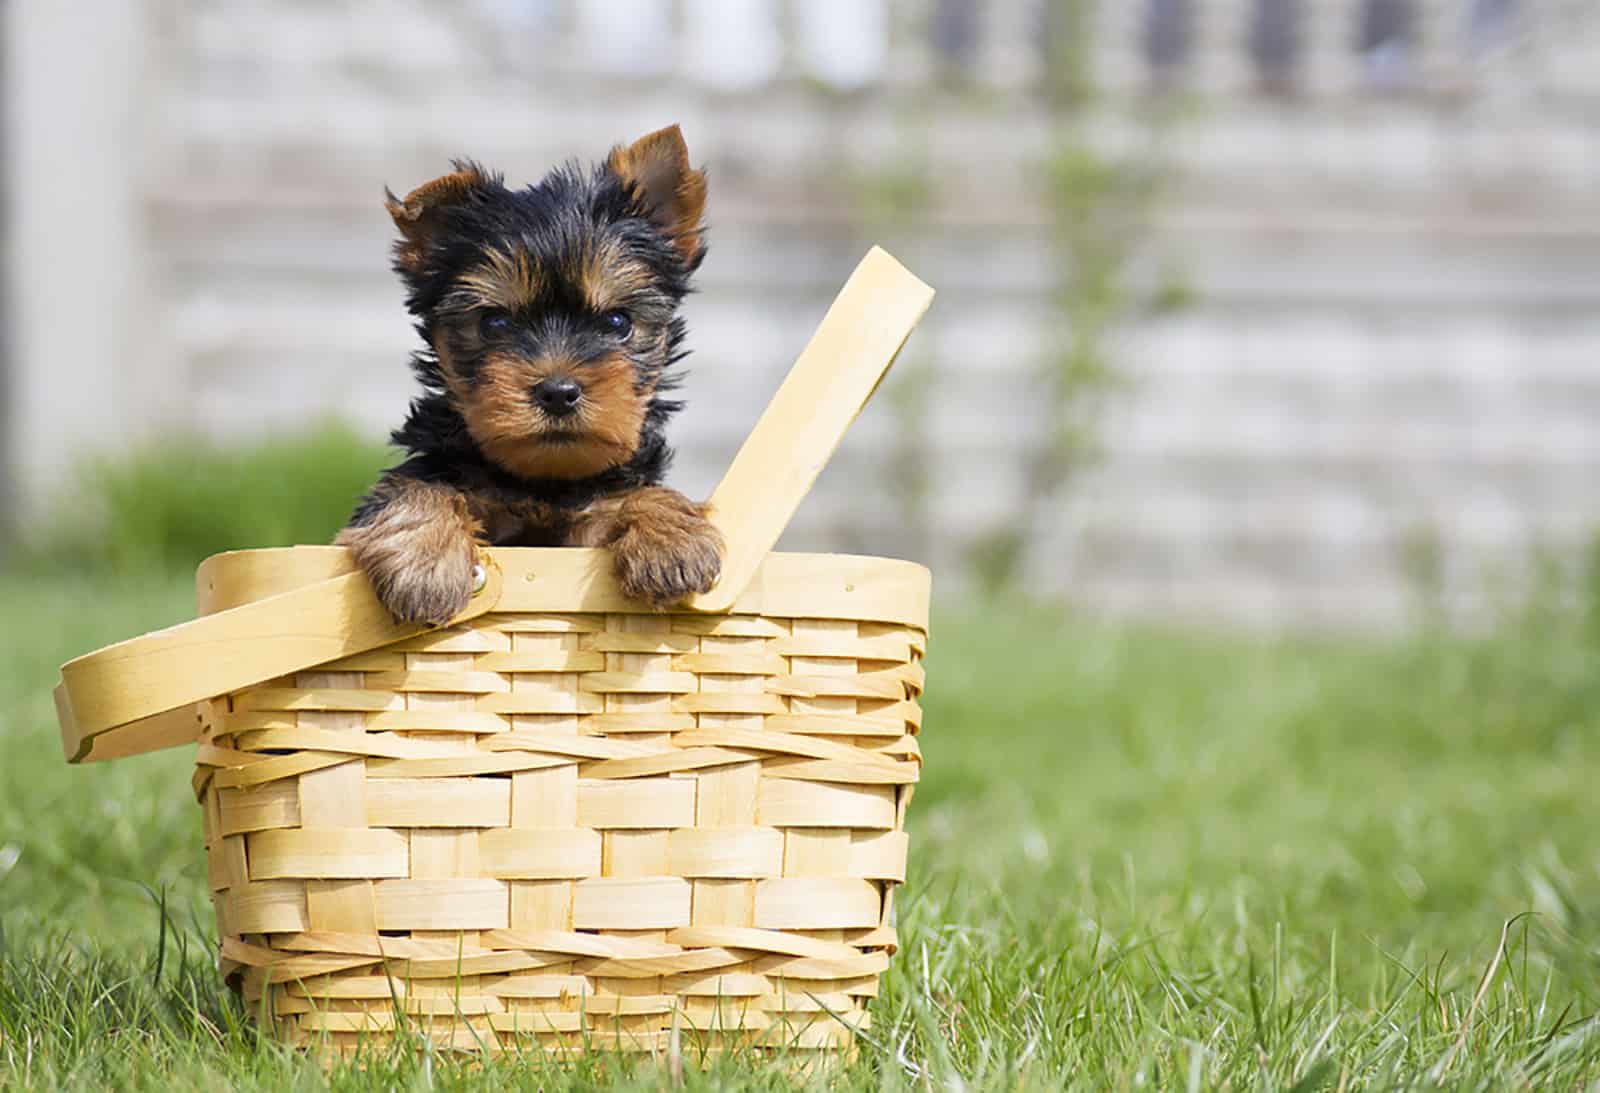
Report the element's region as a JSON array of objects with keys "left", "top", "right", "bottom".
[{"left": 54, "top": 247, "right": 934, "bottom": 763}]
